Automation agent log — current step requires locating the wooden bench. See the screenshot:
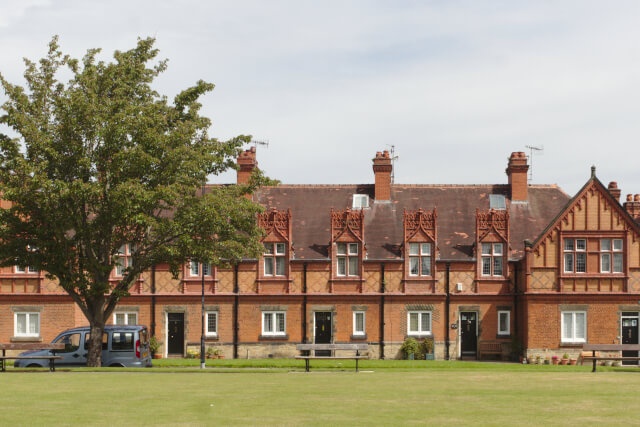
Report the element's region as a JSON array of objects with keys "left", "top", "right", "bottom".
[
  {"left": 582, "top": 344, "right": 640, "bottom": 372},
  {"left": 0, "top": 343, "right": 64, "bottom": 372},
  {"left": 478, "top": 341, "right": 503, "bottom": 360},
  {"left": 295, "top": 344, "right": 368, "bottom": 372}
]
